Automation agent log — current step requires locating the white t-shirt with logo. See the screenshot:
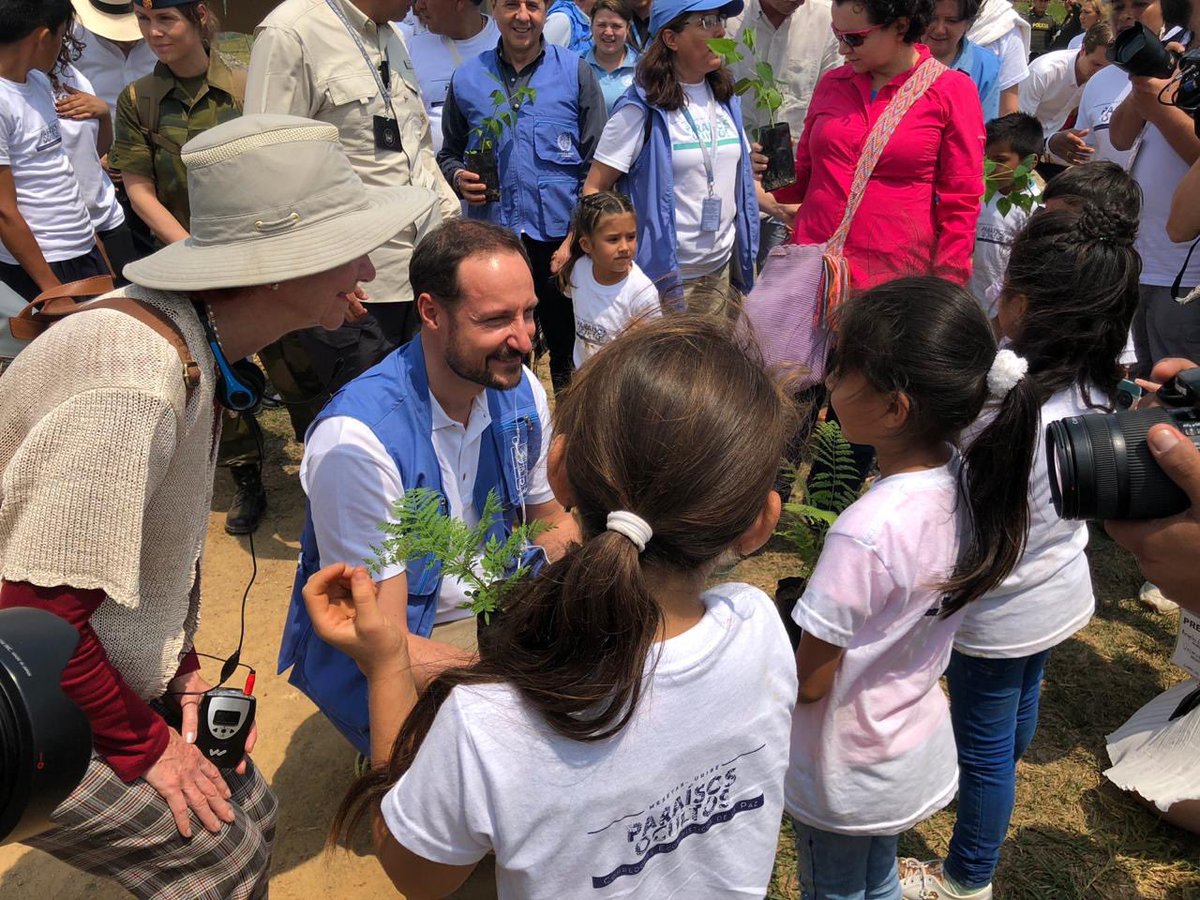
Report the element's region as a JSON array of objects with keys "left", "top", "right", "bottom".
[
  {"left": 787, "top": 461, "right": 964, "bottom": 835},
  {"left": 381, "top": 582, "right": 797, "bottom": 899},
  {"left": 1071, "top": 62, "right": 1132, "bottom": 166},
  {"left": 568, "top": 256, "right": 661, "bottom": 366},
  {"left": 969, "top": 189, "right": 1037, "bottom": 316},
  {"left": 301, "top": 369, "right": 554, "bottom": 624},
  {"left": 0, "top": 70, "right": 94, "bottom": 265},
  {"left": 955, "top": 384, "right": 1097, "bottom": 658},
  {"left": 403, "top": 17, "right": 501, "bottom": 153},
  {"left": 56, "top": 66, "right": 124, "bottom": 233},
  {"left": 594, "top": 81, "right": 746, "bottom": 279}
]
